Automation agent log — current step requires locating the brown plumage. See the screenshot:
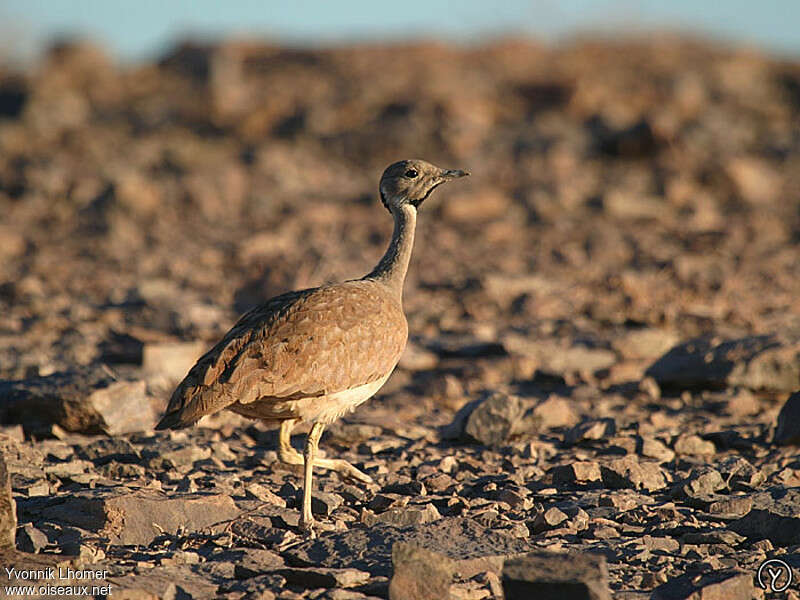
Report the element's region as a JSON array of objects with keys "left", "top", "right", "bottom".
[
  {"left": 158, "top": 282, "right": 407, "bottom": 426},
  {"left": 156, "top": 159, "right": 468, "bottom": 533}
]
